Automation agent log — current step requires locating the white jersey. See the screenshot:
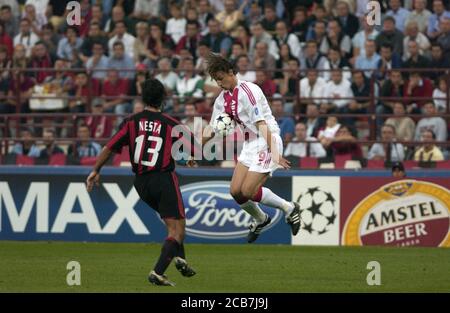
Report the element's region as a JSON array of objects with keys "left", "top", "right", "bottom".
[{"left": 210, "top": 80, "right": 280, "bottom": 140}]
